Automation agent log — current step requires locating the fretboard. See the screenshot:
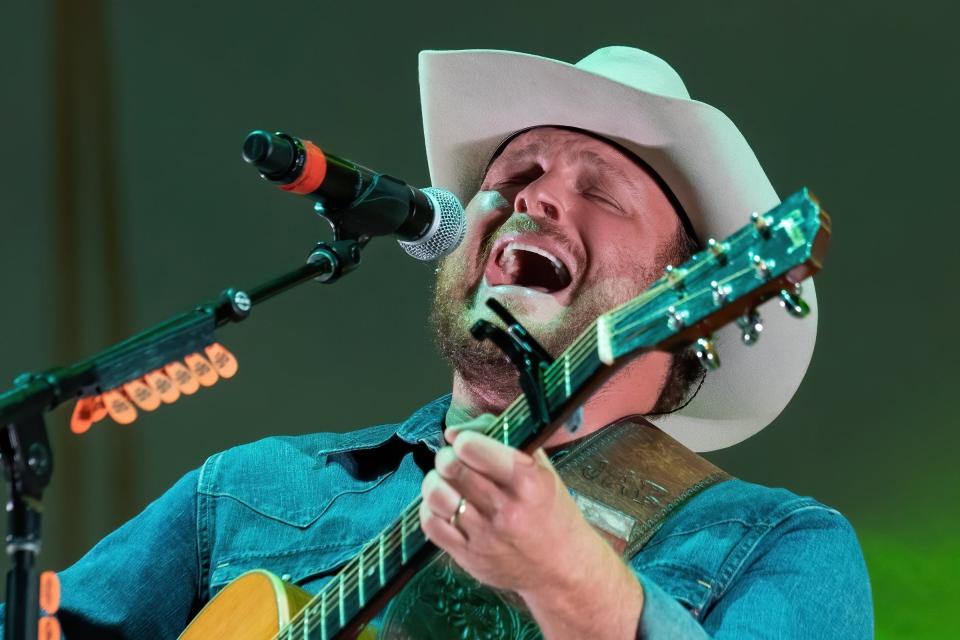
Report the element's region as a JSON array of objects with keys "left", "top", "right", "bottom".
[{"left": 274, "top": 325, "right": 606, "bottom": 639}]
